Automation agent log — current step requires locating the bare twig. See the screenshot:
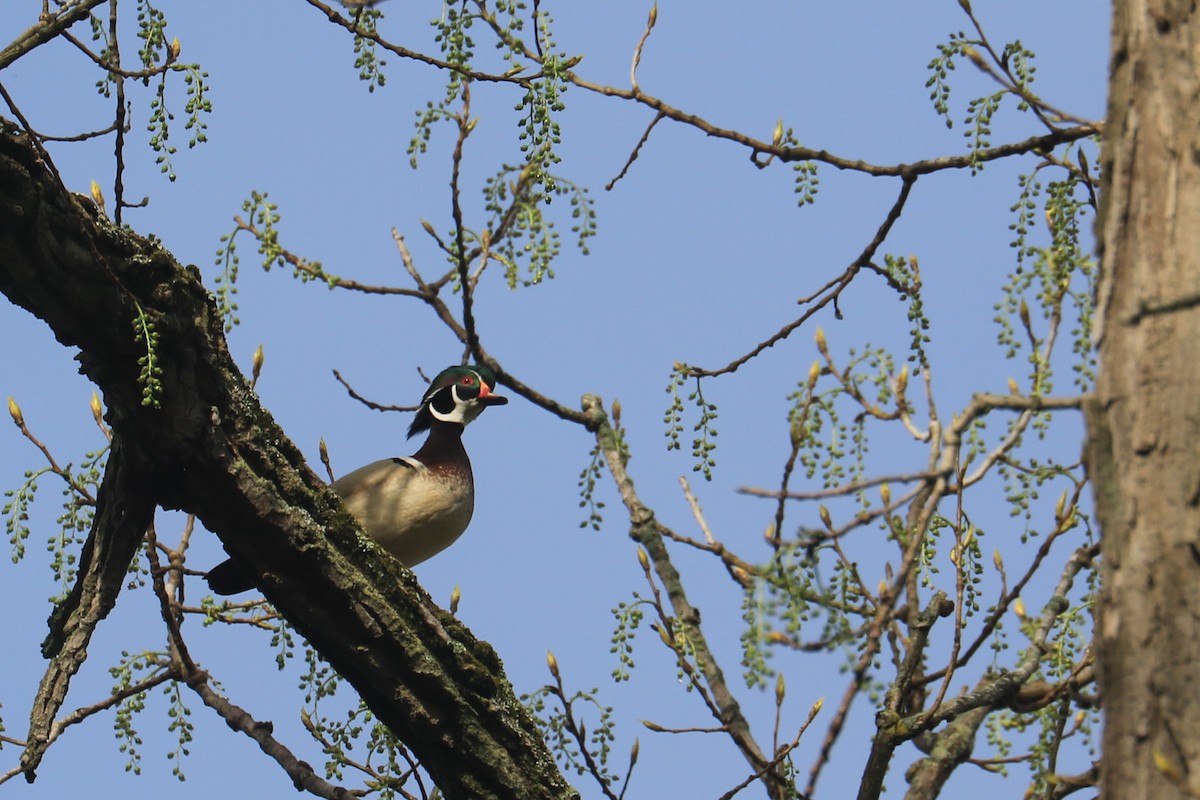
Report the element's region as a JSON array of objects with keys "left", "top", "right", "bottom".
[
  {"left": 687, "top": 174, "right": 916, "bottom": 379},
  {"left": 717, "top": 698, "right": 823, "bottom": 800},
  {"left": 449, "top": 83, "right": 480, "bottom": 362},
  {"left": 606, "top": 111, "right": 664, "bottom": 190},
  {"left": 678, "top": 476, "right": 715, "bottom": 545},
  {"left": 740, "top": 468, "right": 944, "bottom": 502},
  {"left": 6, "top": 397, "right": 99, "bottom": 505},
  {"left": 629, "top": 3, "right": 657, "bottom": 93},
  {"left": 104, "top": 1, "right": 128, "bottom": 223},
  {"left": 468, "top": 0, "right": 1098, "bottom": 177},
  {"left": 331, "top": 368, "right": 416, "bottom": 413}
]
